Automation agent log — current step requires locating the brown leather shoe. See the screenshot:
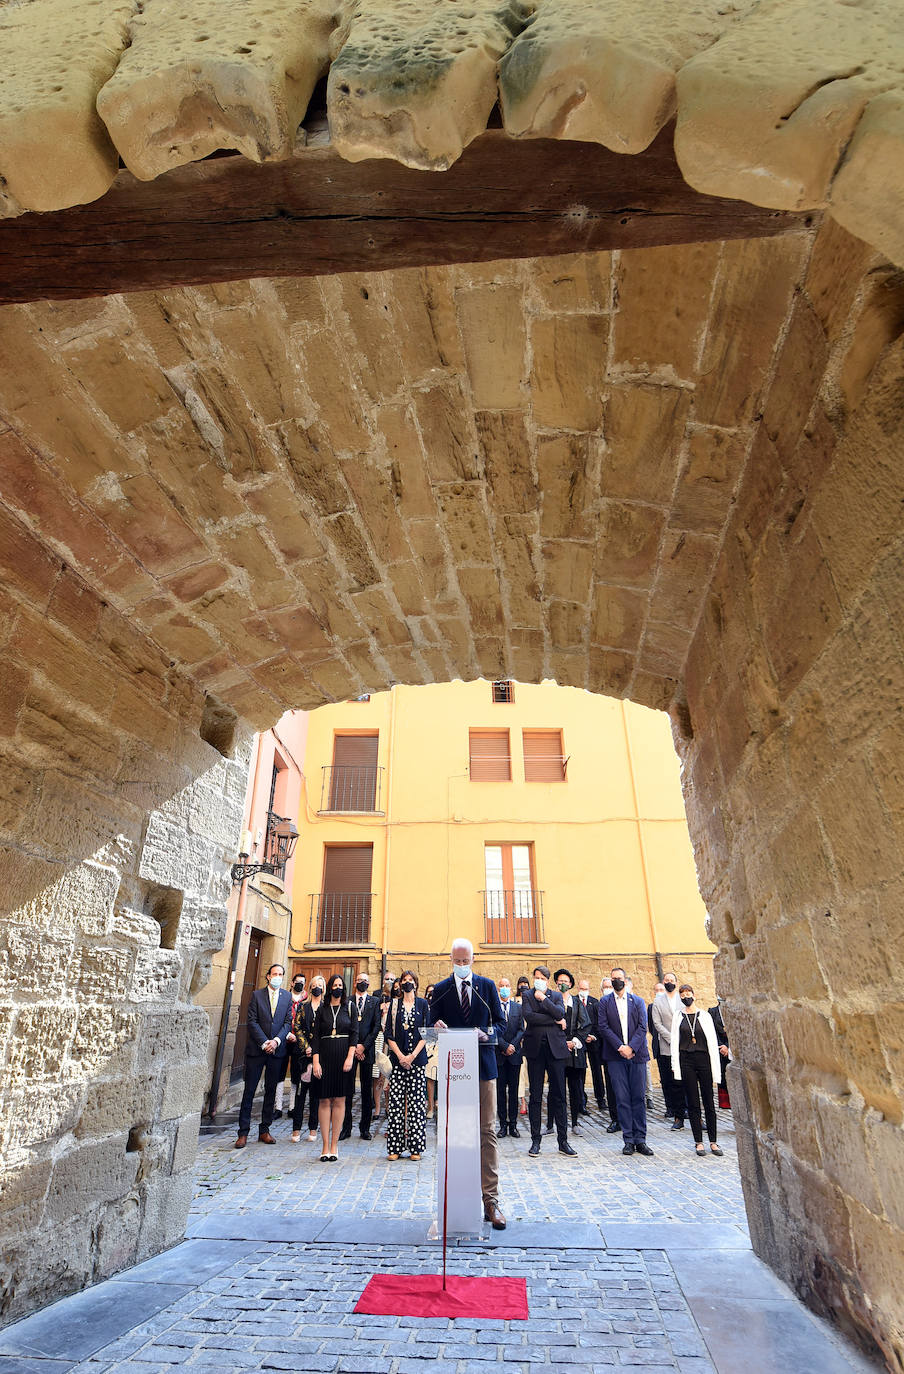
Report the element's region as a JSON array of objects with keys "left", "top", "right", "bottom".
[
  {"left": 258, "top": 1131, "right": 277, "bottom": 1144},
  {"left": 484, "top": 1203, "right": 507, "bottom": 1230},
  {"left": 235, "top": 1134, "right": 247, "bottom": 1149}
]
